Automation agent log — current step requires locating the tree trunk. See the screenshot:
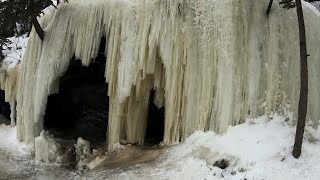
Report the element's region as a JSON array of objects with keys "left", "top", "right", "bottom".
[
  {"left": 31, "top": 16, "right": 44, "bottom": 41},
  {"left": 292, "top": 0, "right": 308, "bottom": 159},
  {"left": 266, "top": 0, "right": 274, "bottom": 16}
]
